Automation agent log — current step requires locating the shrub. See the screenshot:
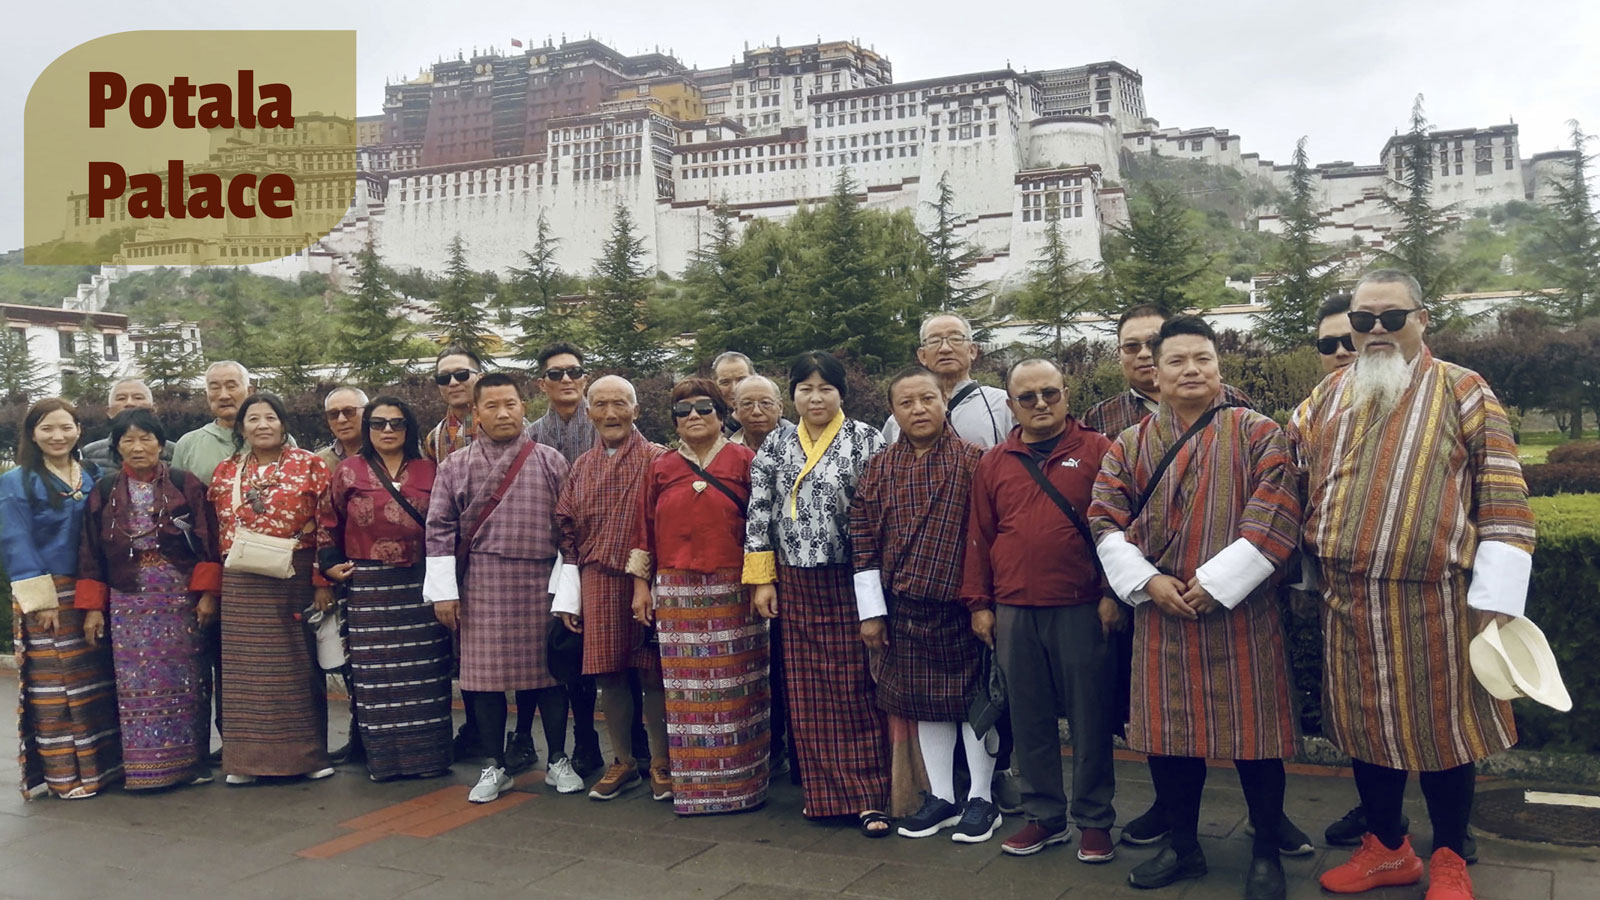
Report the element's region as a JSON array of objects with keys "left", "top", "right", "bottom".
[
  {"left": 1523, "top": 462, "right": 1600, "bottom": 496},
  {"left": 1546, "top": 441, "right": 1600, "bottom": 465},
  {"left": 1516, "top": 494, "right": 1600, "bottom": 753}
]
